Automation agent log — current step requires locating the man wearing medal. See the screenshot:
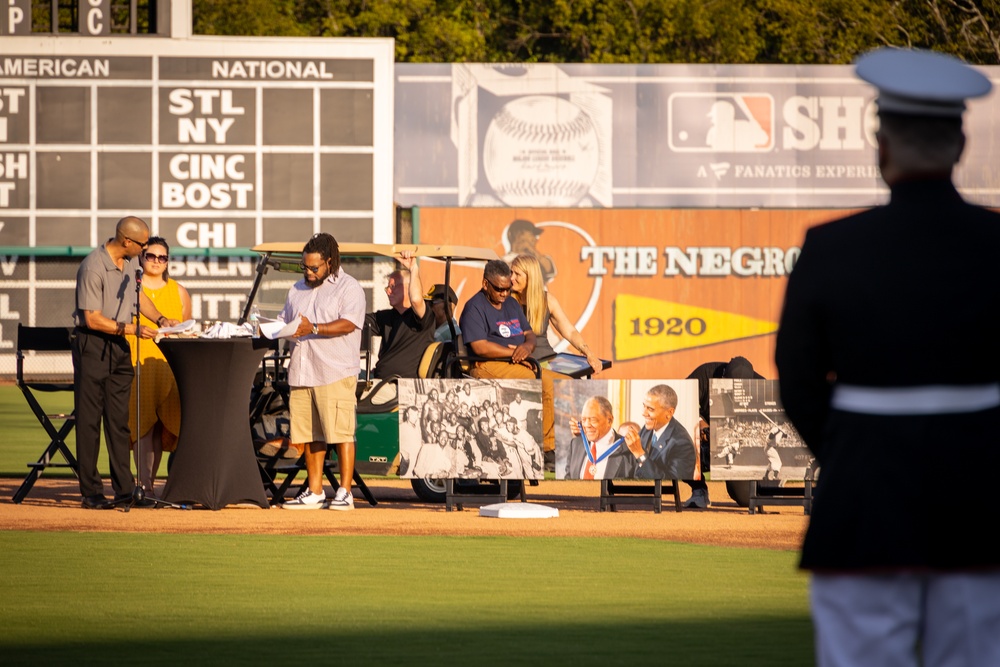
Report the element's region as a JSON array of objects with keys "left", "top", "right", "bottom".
[{"left": 564, "top": 396, "right": 634, "bottom": 479}]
